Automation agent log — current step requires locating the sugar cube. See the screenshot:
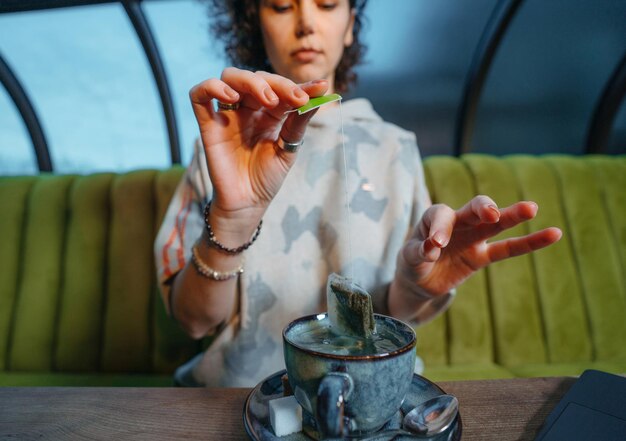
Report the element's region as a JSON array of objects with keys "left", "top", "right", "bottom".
[{"left": 269, "top": 395, "right": 302, "bottom": 437}]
